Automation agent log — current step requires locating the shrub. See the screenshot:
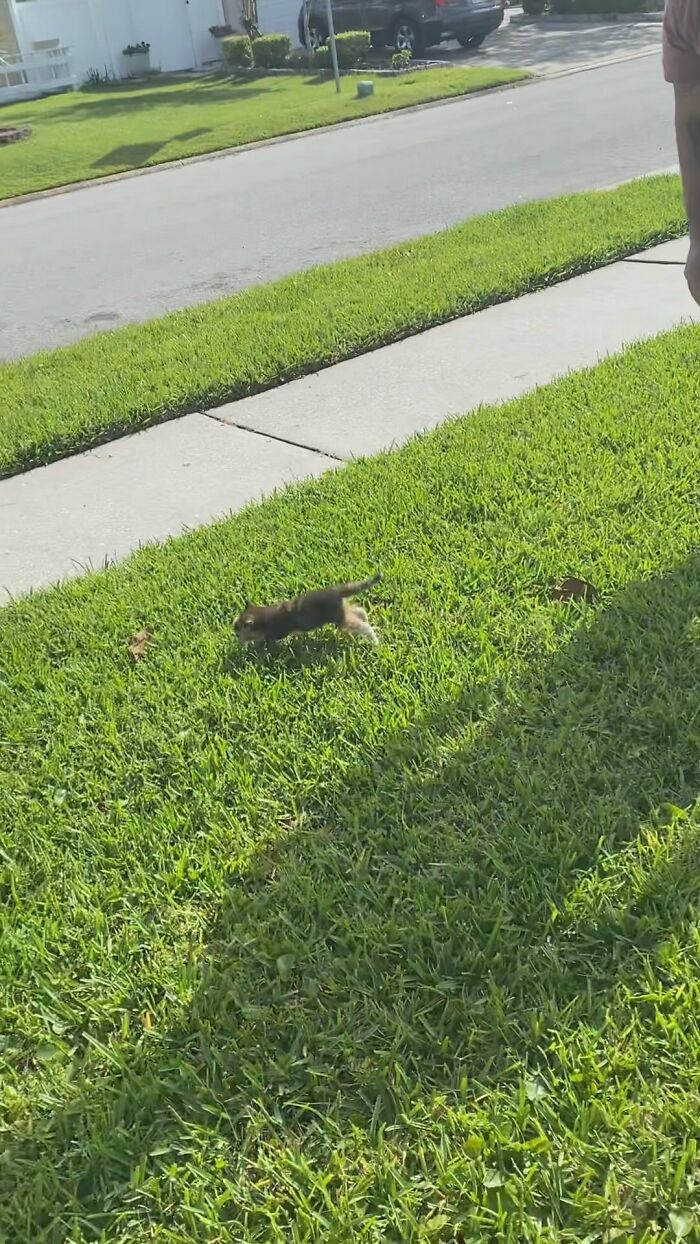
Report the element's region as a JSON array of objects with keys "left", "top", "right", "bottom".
[
  {"left": 287, "top": 47, "right": 312, "bottom": 69},
  {"left": 391, "top": 48, "right": 412, "bottom": 69},
  {"left": 221, "top": 34, "right": 254, "bottom": 68},
  {"left": 82, "top": 65, "right": 116, "bottom": 88},
  {"left": 252, "top": 33, "right": 291, "bottom": 68},
  {"left": 313, "top": 44, "right": 331, "bottom": 70},
  {"left": 335, "top": 30, "right": 370, "bottom": 68},
  {"left": 522, "top": 0, "right": 546, "bottom": 13}
]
